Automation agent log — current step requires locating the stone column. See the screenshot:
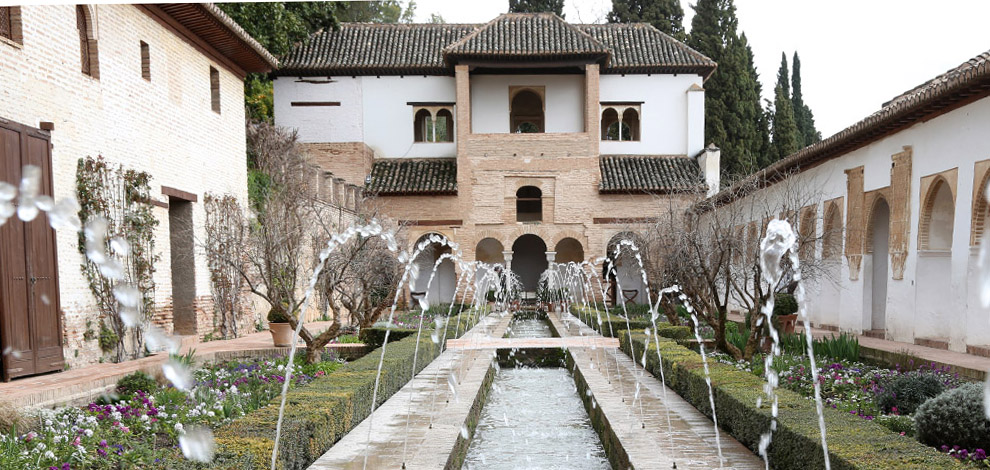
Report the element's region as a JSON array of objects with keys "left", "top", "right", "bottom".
[
  {"left": 502, "top": 250, "right": 513, "bottom": 271},
  {"left": 545, "top": 251, "right": 556, "bottom": 264}
]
